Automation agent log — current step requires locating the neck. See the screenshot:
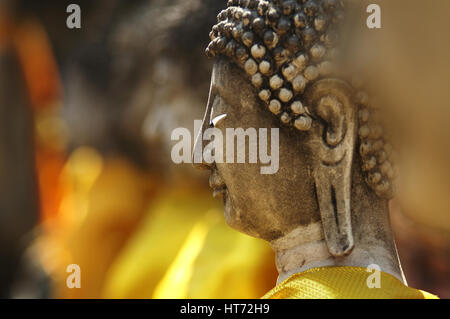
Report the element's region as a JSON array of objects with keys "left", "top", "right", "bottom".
[
  {"left": 270, "top": 169, "right": 406, "bottom": 285},
  {"left": 271, "top": 227, "right": 405, "bottom": 284}
]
